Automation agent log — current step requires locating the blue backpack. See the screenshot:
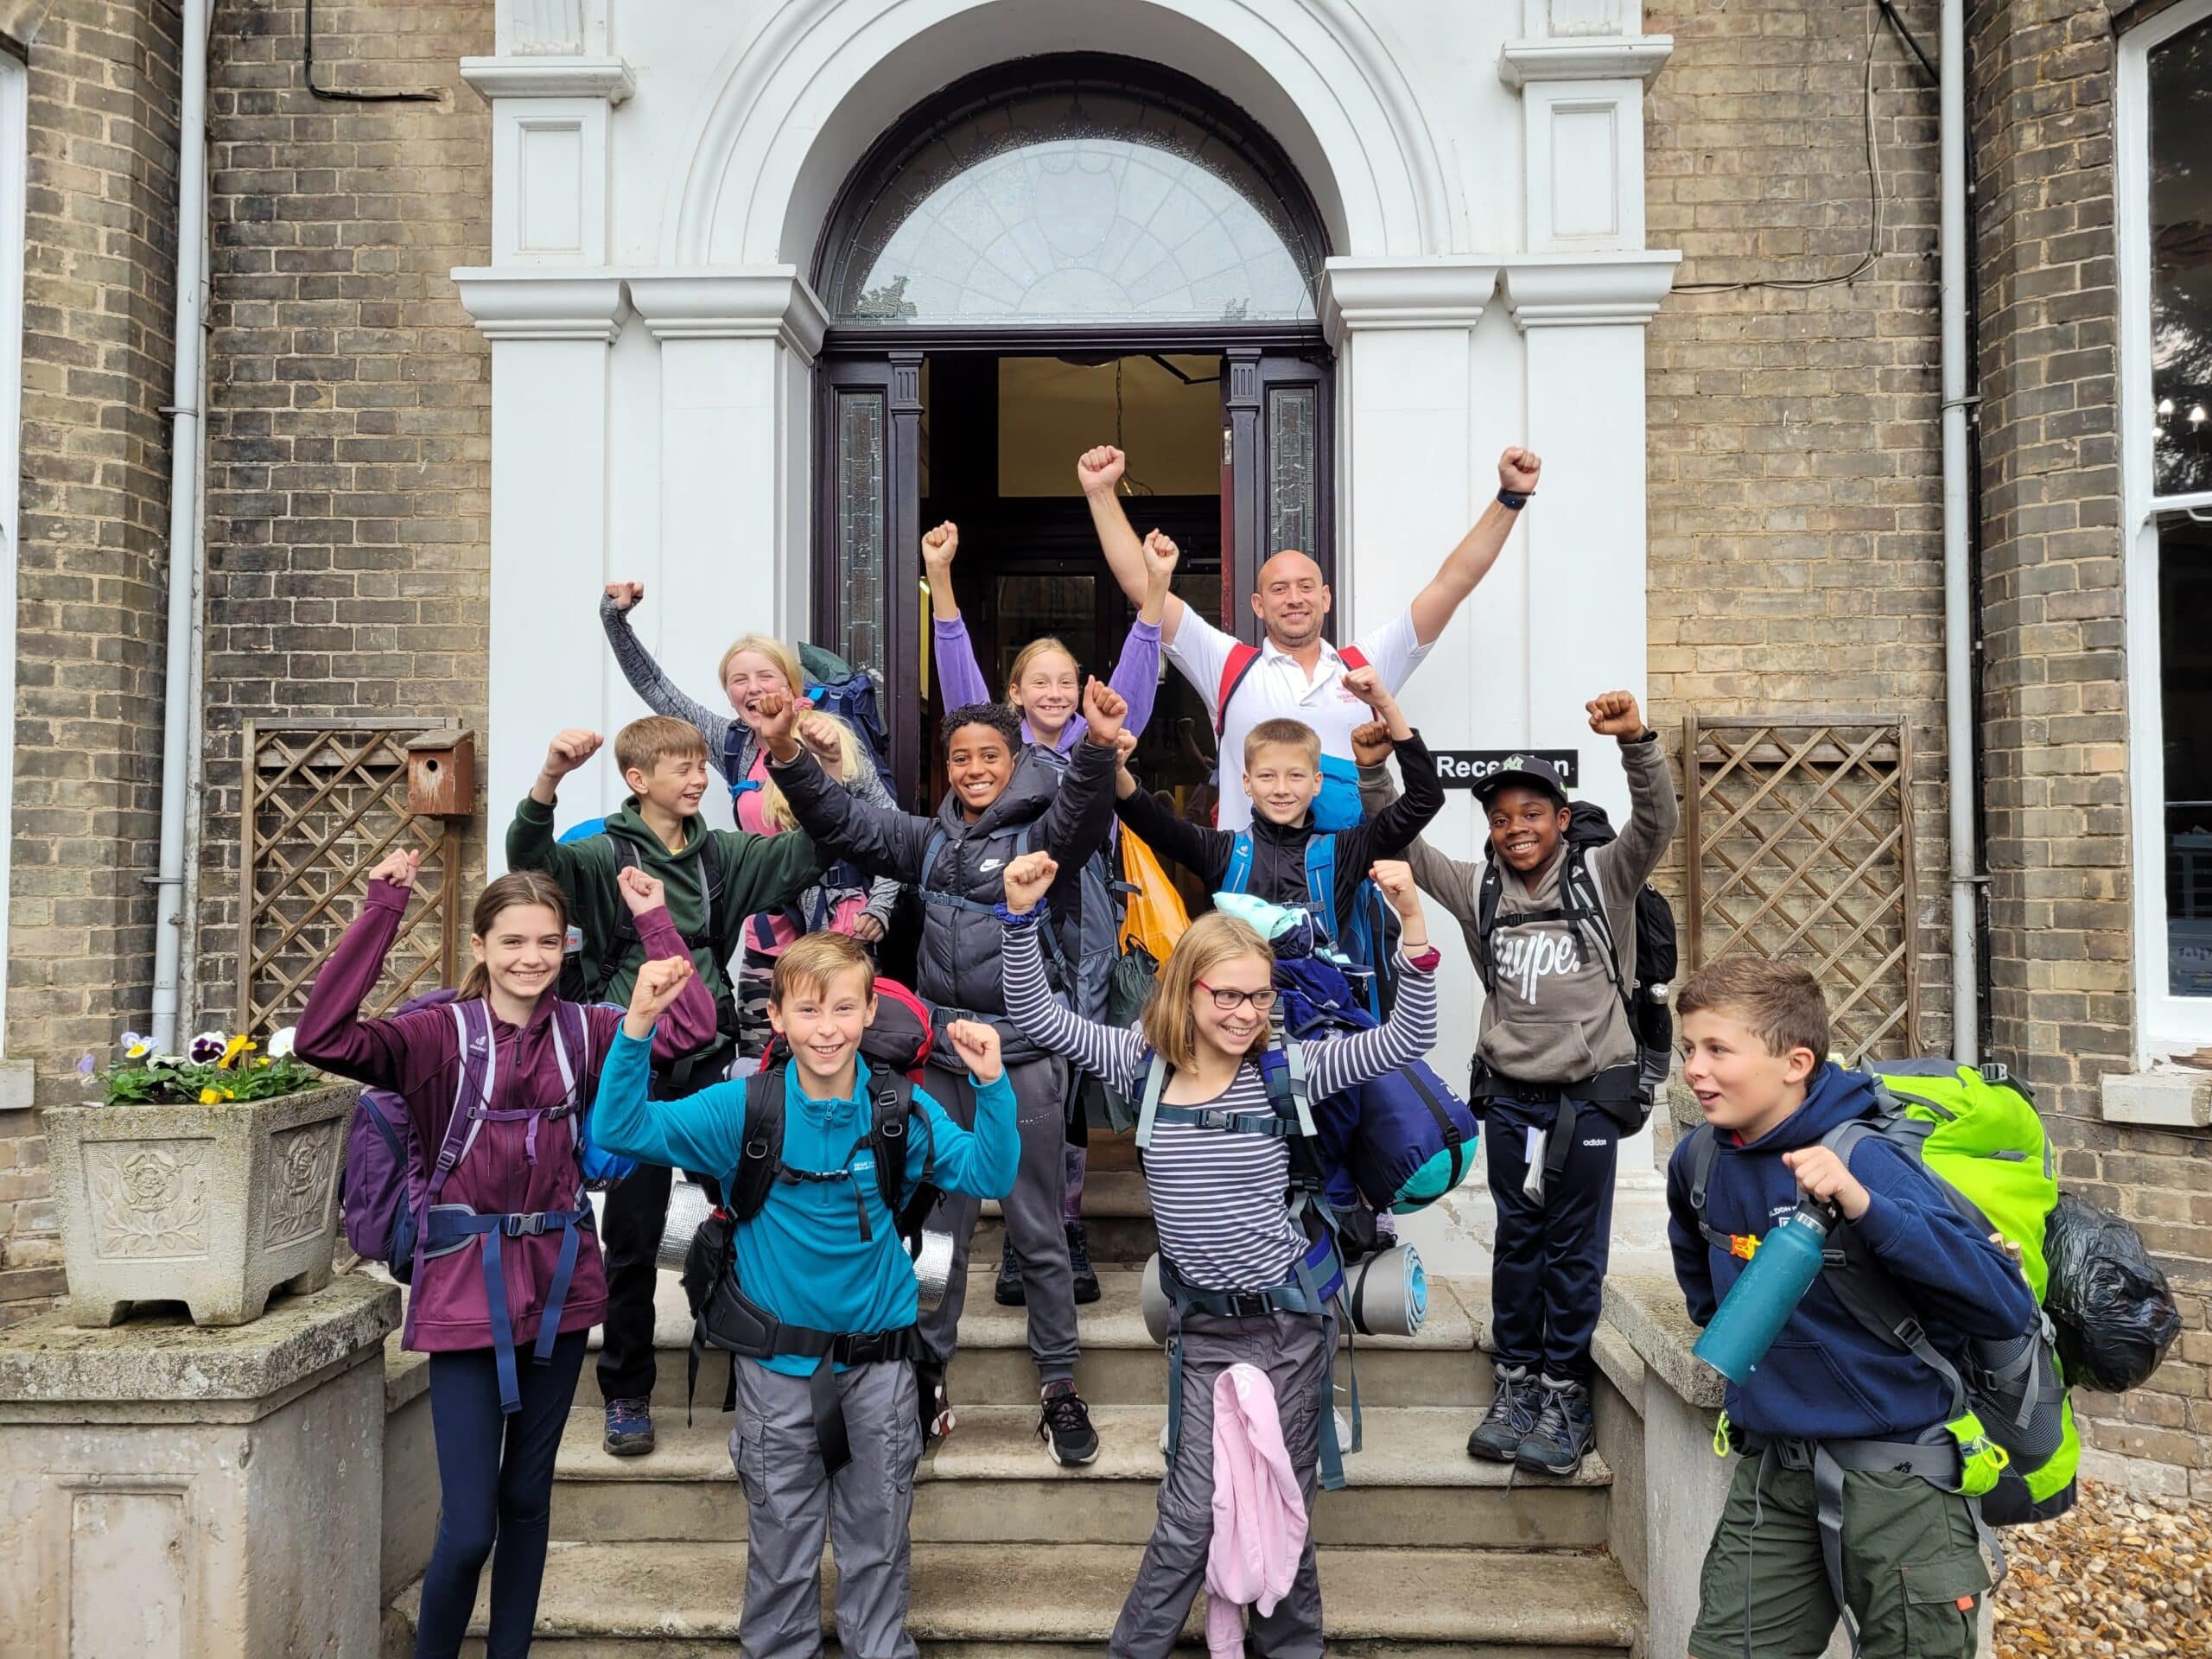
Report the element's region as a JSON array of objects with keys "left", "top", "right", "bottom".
[
  {"left": 1221, "top": 831, "right": 1399, "bottom": 1020},
  {"left": 799, "top": 642, "right": 896, "bottom": 797}
]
